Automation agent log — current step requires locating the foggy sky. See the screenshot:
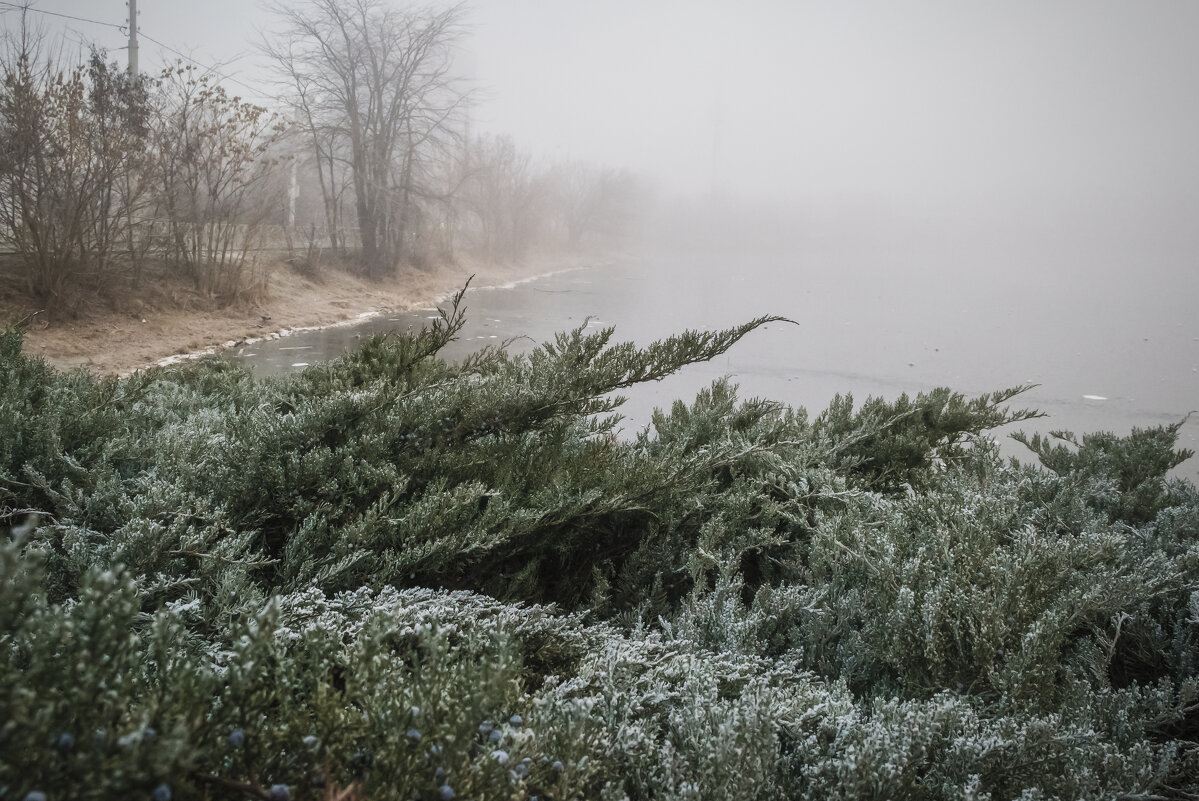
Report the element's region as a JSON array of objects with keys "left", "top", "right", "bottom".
[{"left": 11, "top": 0, "right": 1199, "bottom": 219}]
